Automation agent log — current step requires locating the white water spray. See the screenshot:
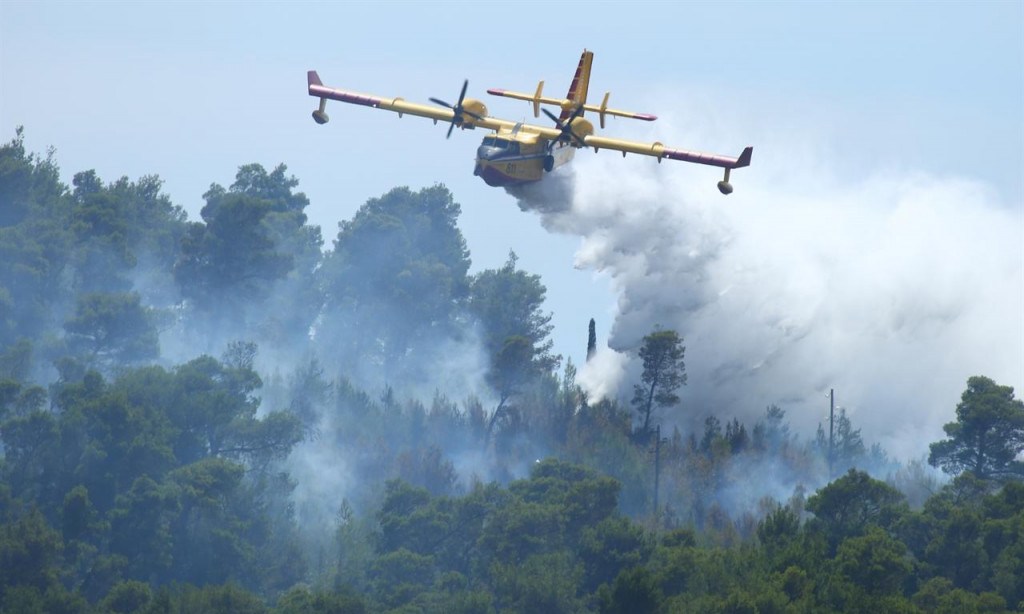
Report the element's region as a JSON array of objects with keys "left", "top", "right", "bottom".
[{"left": 508, "top": 119, "right": 1022, "bottom": 461}]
